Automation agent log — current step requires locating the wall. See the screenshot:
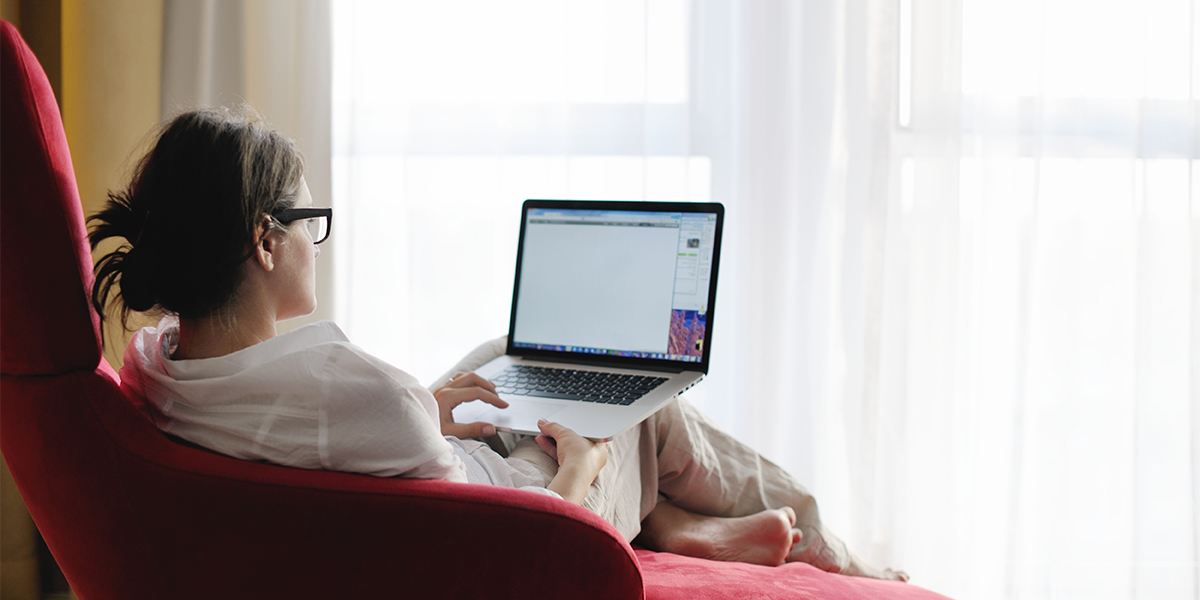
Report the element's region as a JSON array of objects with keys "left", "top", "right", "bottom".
[{"left": 61, "top": 0, "right": 165, "bottom": 368}]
